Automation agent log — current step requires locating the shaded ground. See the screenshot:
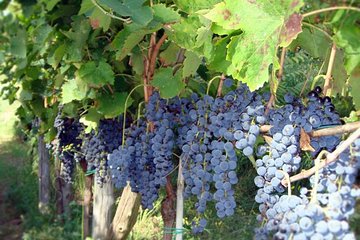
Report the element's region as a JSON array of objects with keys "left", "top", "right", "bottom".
[{"left": 0, "top": 98, "right": 25, "bottom": 239}]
